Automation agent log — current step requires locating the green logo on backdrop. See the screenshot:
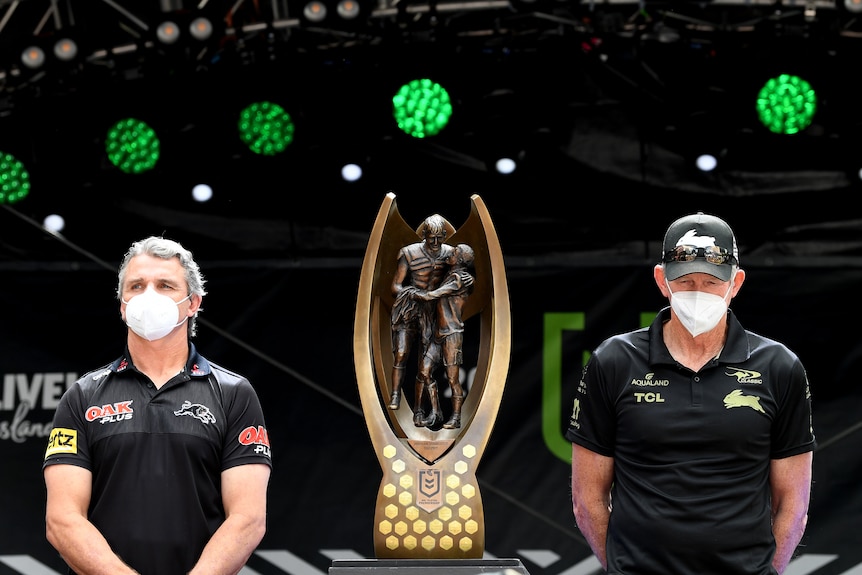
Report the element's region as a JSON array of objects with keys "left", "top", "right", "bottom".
[{"left": 542, "top": 311, "right": 657, "bottom": 464}]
